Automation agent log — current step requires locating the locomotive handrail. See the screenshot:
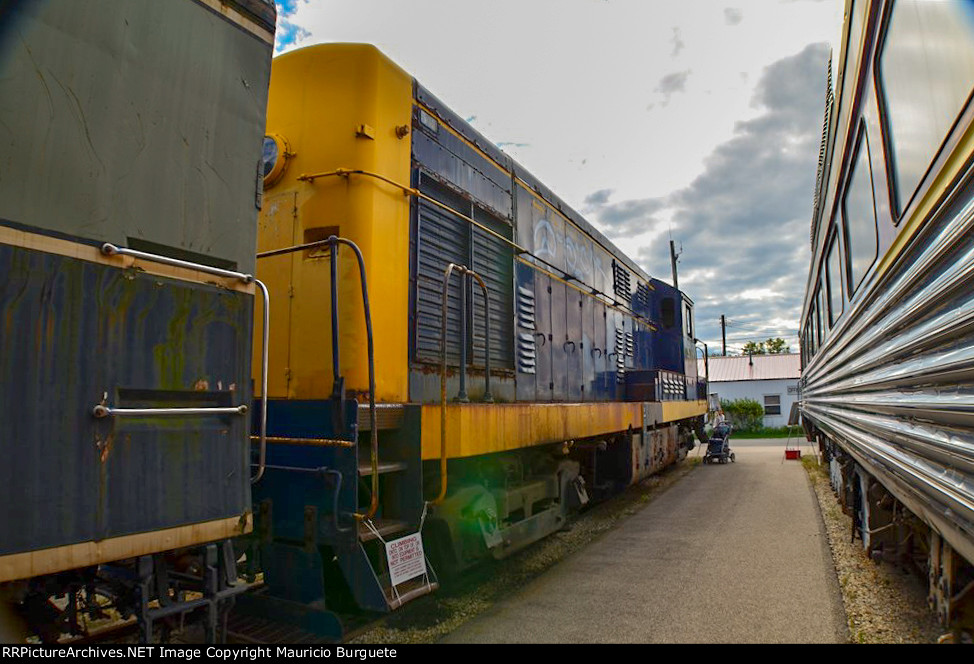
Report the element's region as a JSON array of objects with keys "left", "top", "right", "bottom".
[
  {"left": 254, "top": 235, "right": 380, "bottom": 520},
  {"left": 436, "top": 263, "right": 492, "bottom": 506},
  {"left": 293, "top": 168, "right": 661, "bottom": 333},
  {"left": 100, "top": 243, "right": 270, "bottom": 484}
]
